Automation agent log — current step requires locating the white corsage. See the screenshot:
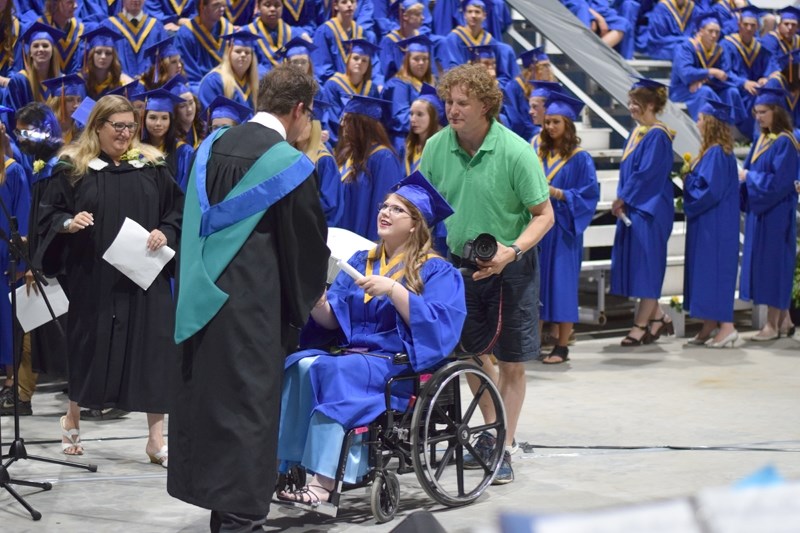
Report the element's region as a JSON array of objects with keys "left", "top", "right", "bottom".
[
  {"left": 121, "top": 148, "right": 145, "bottom": 168},
  {"left": 88, "top": 158, "right": 108, "bottom": 171}
]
